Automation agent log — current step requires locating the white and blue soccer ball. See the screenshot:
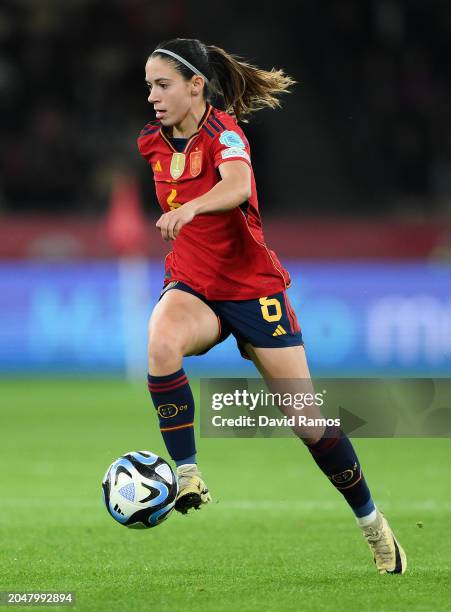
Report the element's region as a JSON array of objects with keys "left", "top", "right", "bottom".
[{"left": 102, "top": 451, "right": 178, "bottom": 529}]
